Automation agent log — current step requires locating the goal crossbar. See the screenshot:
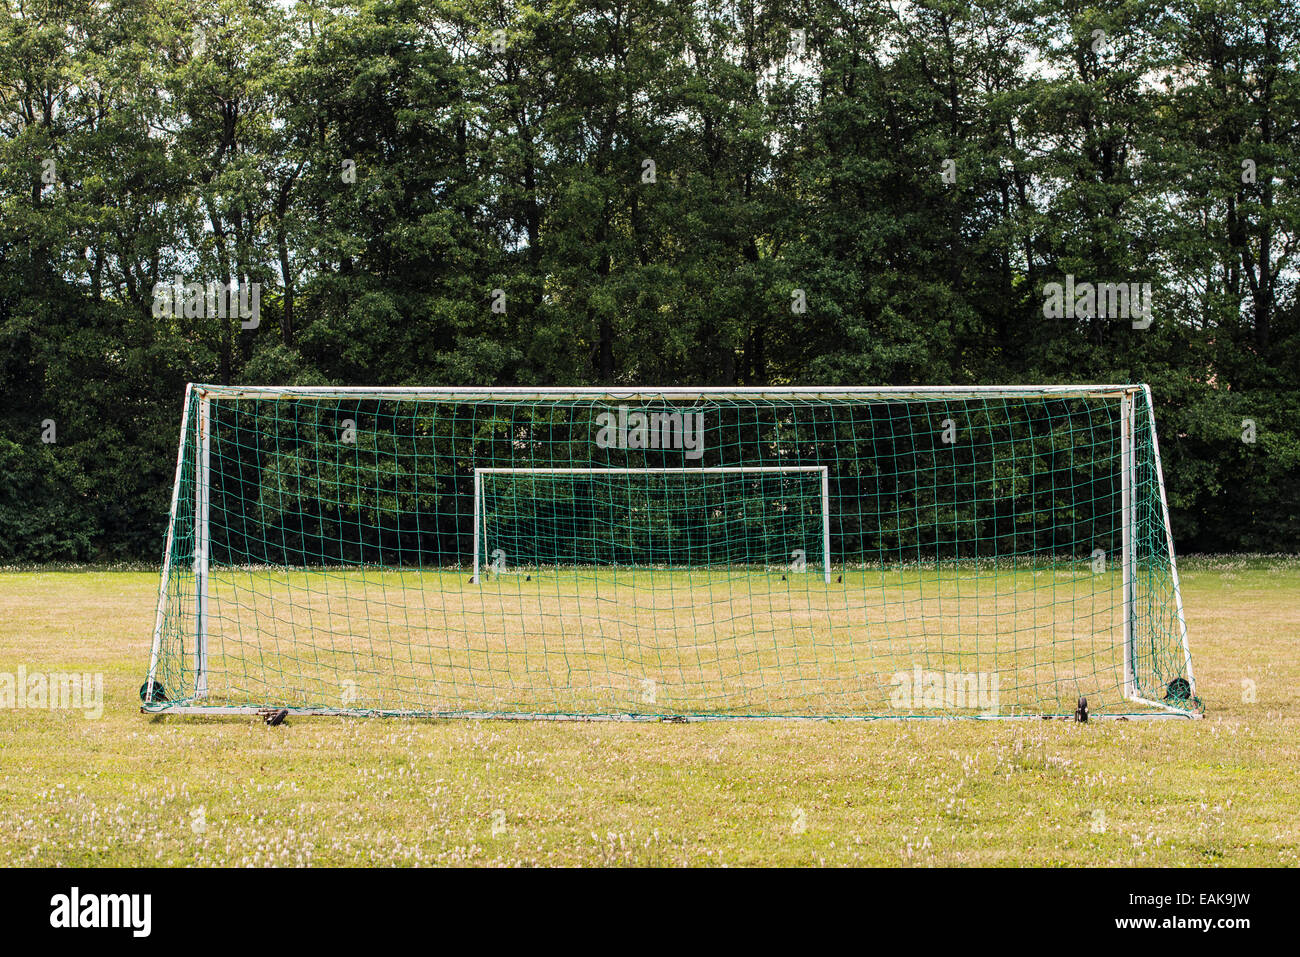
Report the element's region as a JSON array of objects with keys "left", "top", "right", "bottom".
[{"left": 189, "top": 383, "right": 1141, "bottom": 402}]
